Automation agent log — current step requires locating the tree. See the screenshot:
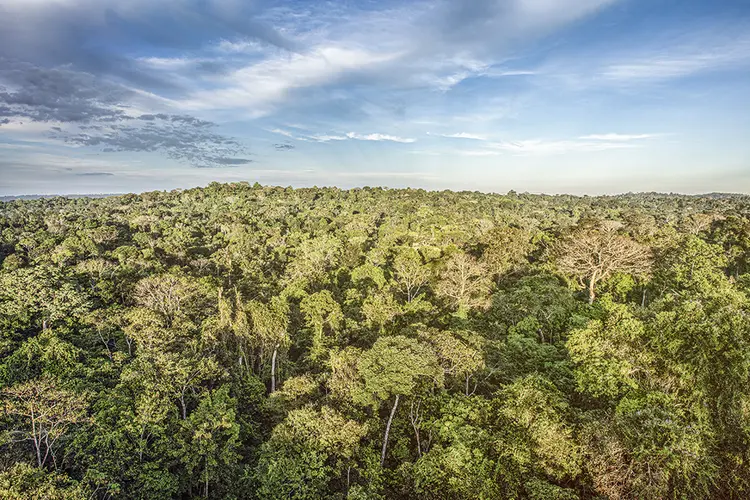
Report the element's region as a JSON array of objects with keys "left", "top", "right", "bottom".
[
  {"left": 392, "top": 248, "right": 431, "bottom": 303},
  {"left": 299, "top": 290, "right": 342, "bottom": 362},
  {"left": 653, "top": 234, "right": 727, "bottom": 294},
  {"left": 133, "top": 274, "right": 206, "bottom": 328},
  {"left": 2, "top": 378, "right": 88, "bottom": 469},
  {"left": 180, "top": 386, "right": 241, "bottom": 498},
  {"left": 255, "top": 406, "right": 368, "bottom": 499},
  {"left": 0, "top": 266, "right": 91, "bottom": 334},
  {"left": 0, "top": 462, "right": 88, "bottom": 500},
  {"left": 356, "top": 336, "right": 442, "bottom": 466},
  {"left": 482, "top": 226, "right": 534, "bottom": 279},
  {"left": 435, "top": 252, "right": 491, "bottom": 312},
  {"left": 417, "top": 328, "right": 485, "bottom": 395},
  {"left": 566, "top": 297, "right": 649, "bottom": 399},
  {"left": 497, "top": 375, "right": 581, "bottom": 482},
  {"left": 246, "top": 296, "right": 289, "bottom": 392},
  {"left": 555, "top": 222, "right": 652, "bottom": 304}
]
